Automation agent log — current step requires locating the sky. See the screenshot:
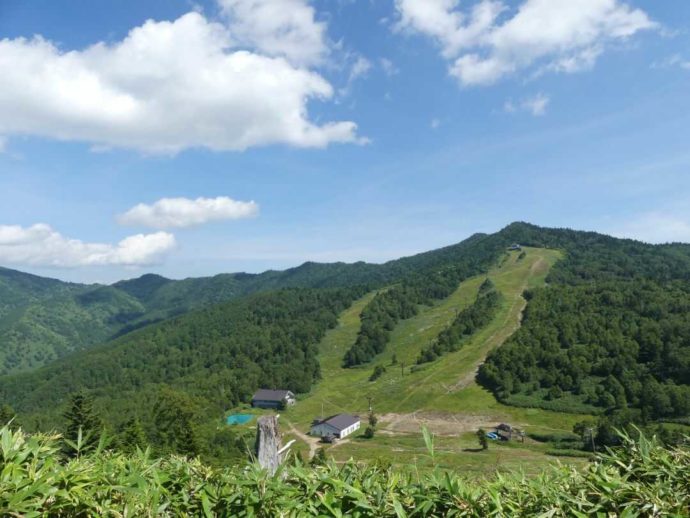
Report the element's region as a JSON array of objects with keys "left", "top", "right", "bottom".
[{"left": 0, "top": 0, "right": 689, "bottom": 283}]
